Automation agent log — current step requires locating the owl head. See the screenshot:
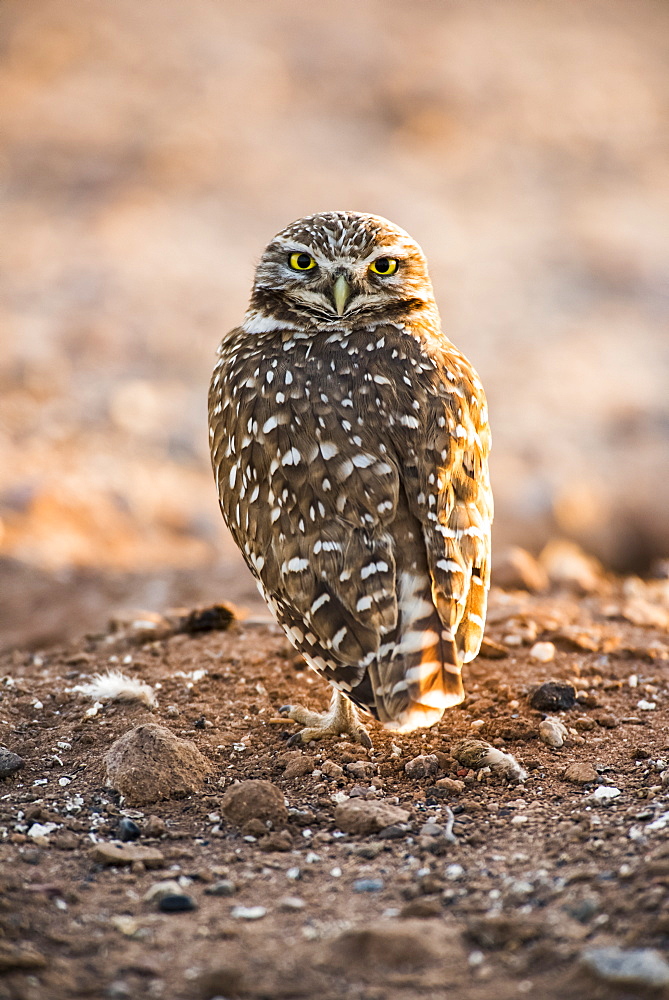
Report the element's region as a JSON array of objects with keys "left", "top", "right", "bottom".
[{"left": 247, "top": 211, "right": 437, "bottom": 328}]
